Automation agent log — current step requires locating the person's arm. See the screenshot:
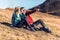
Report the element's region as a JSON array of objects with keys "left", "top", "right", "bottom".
[
  {"left": 26, "top": 10, "right": 36, "bottom": 16},
  {"left": 12, "top": 14, "right": 15, "bottom": 26}
]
